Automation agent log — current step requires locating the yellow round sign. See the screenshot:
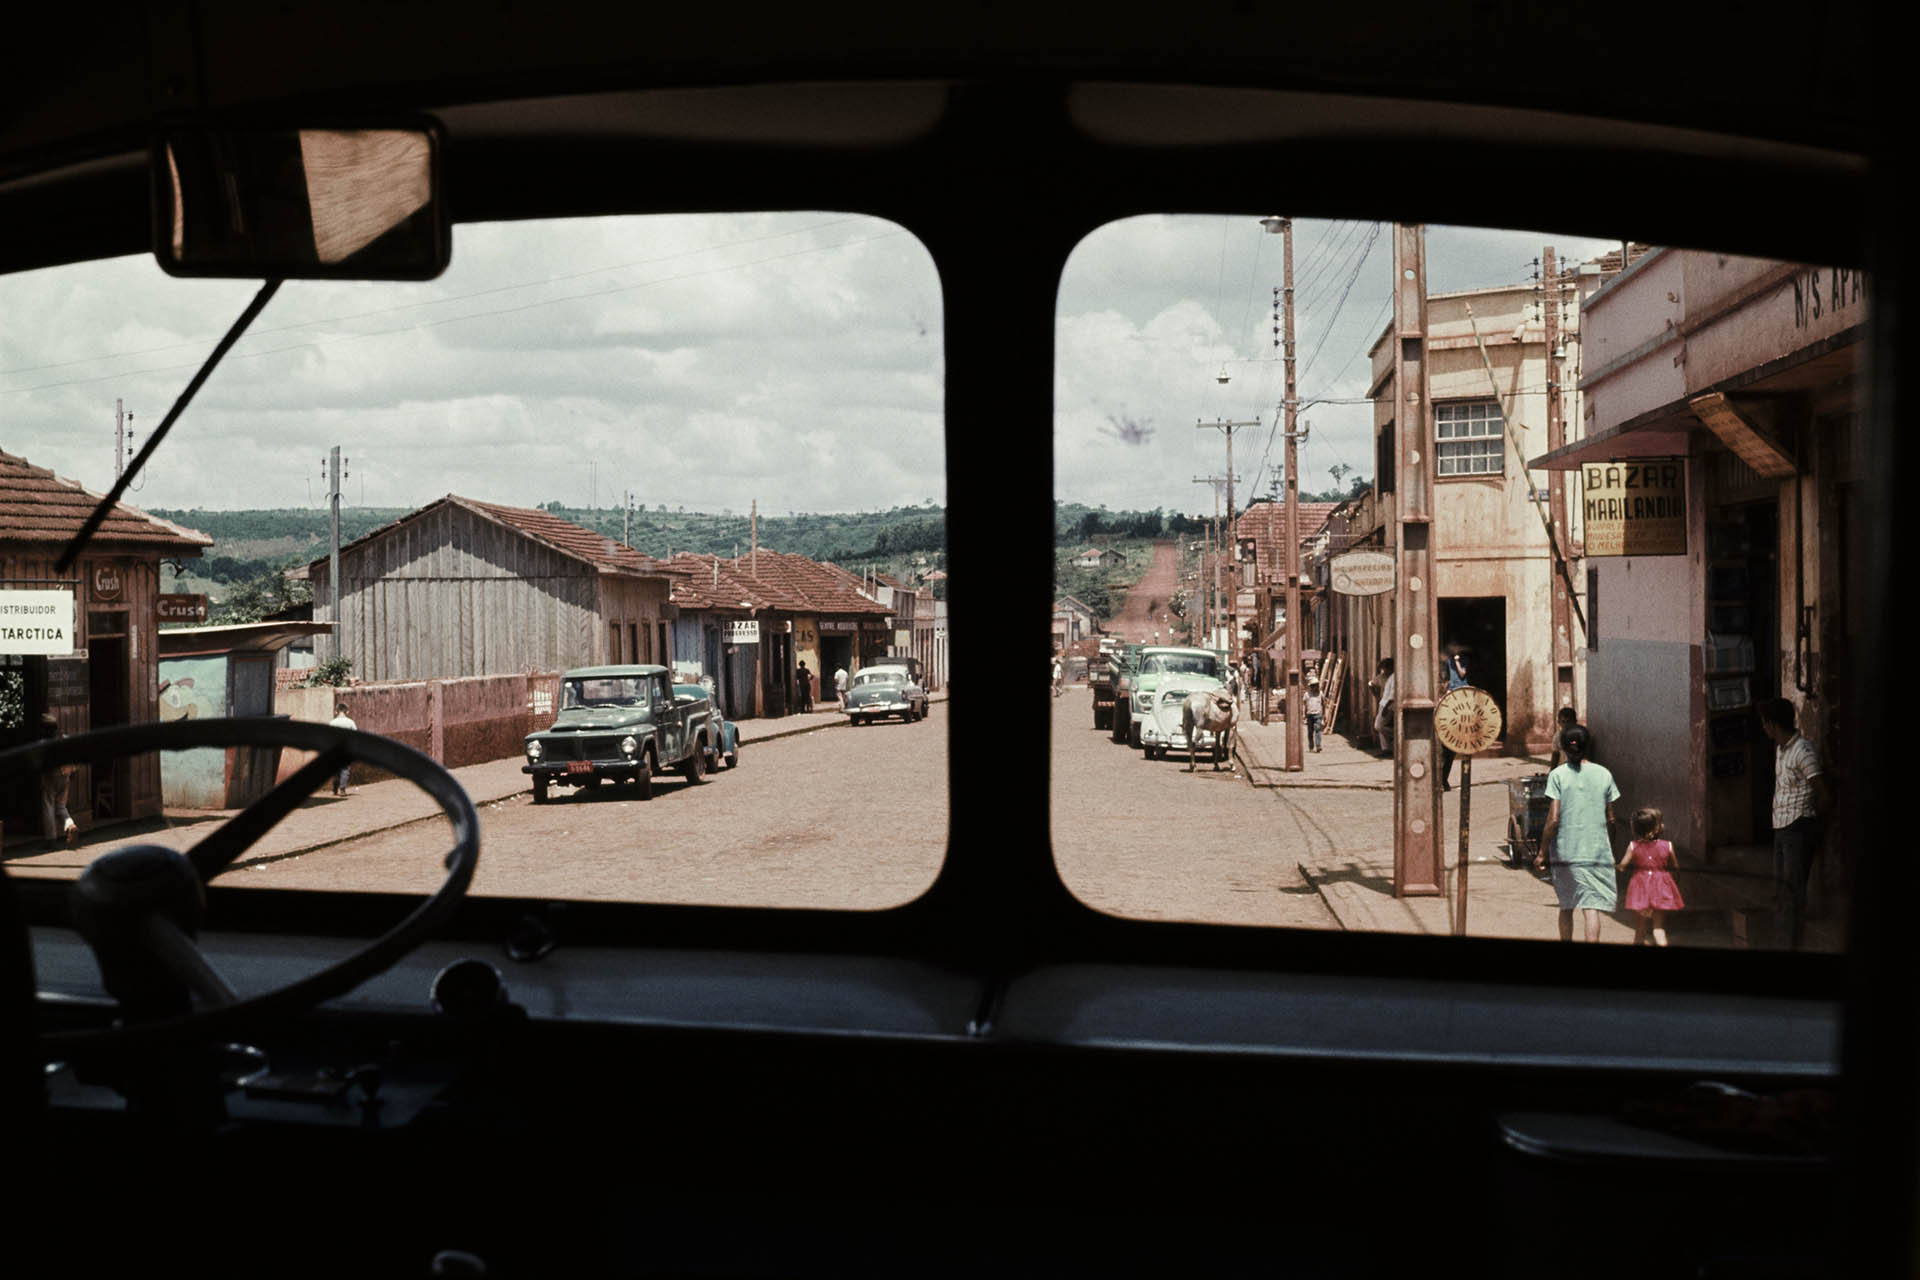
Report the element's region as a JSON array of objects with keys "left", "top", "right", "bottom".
[{"left": 1435, "top": 685, "right": 1502, "bottom": 755}]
